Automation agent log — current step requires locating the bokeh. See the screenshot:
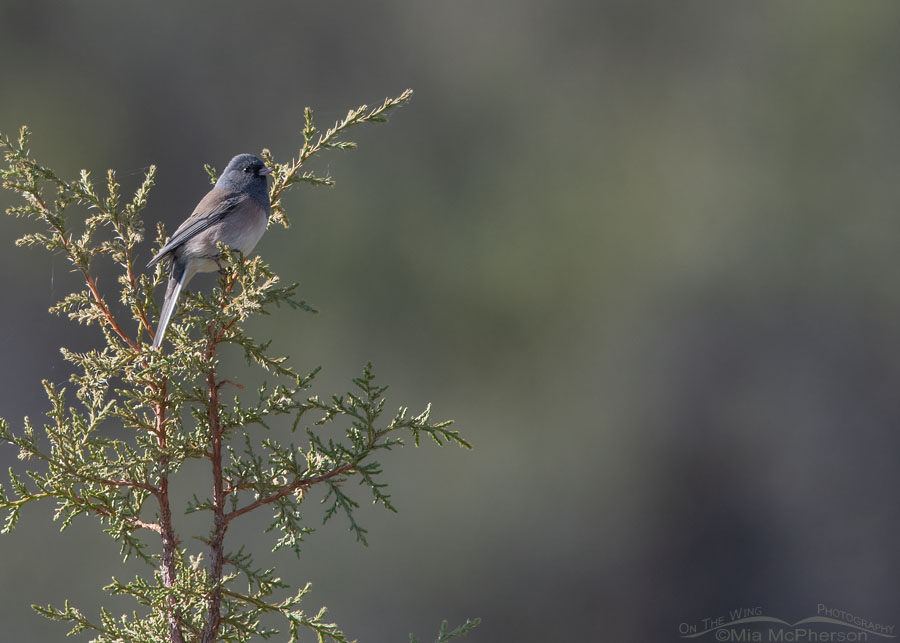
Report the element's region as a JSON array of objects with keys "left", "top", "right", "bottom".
[{"left": 2, "top": 1, "right": 899, "bottom": 641}]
